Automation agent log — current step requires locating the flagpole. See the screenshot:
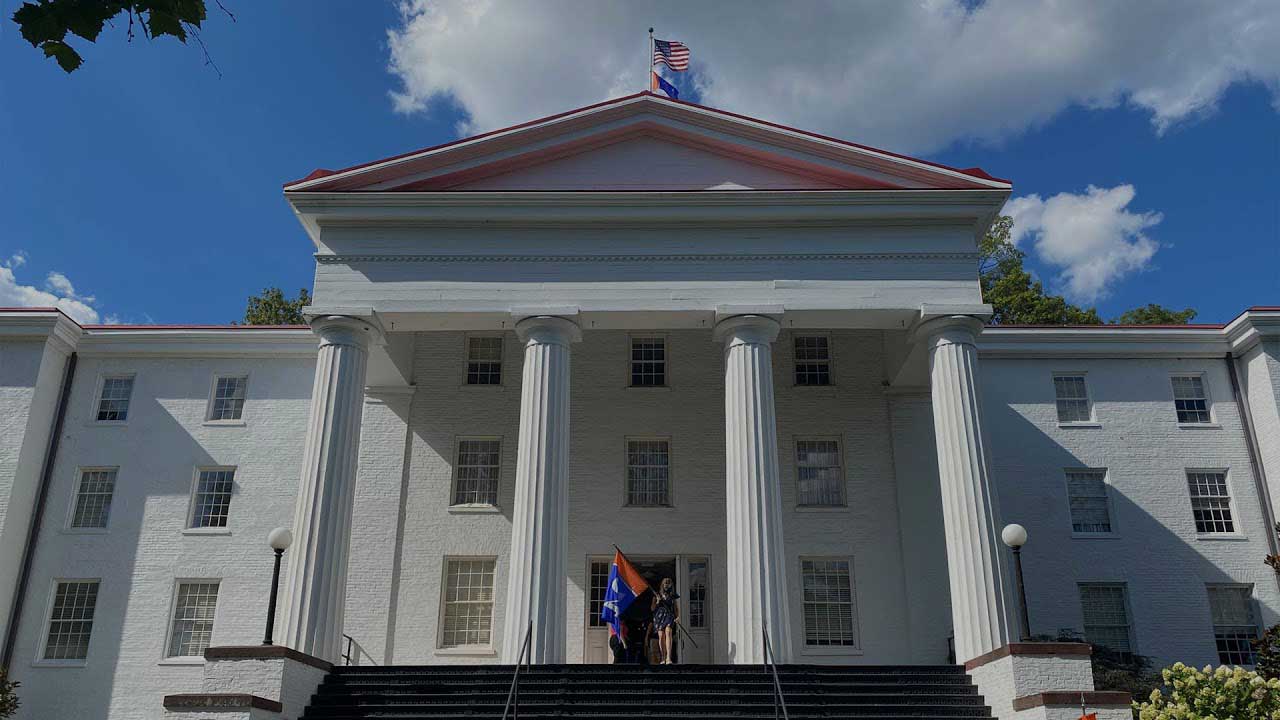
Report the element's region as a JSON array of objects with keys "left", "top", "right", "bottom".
[{"left": 648, "top": 28, "right": 654, "bottom": 91}]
